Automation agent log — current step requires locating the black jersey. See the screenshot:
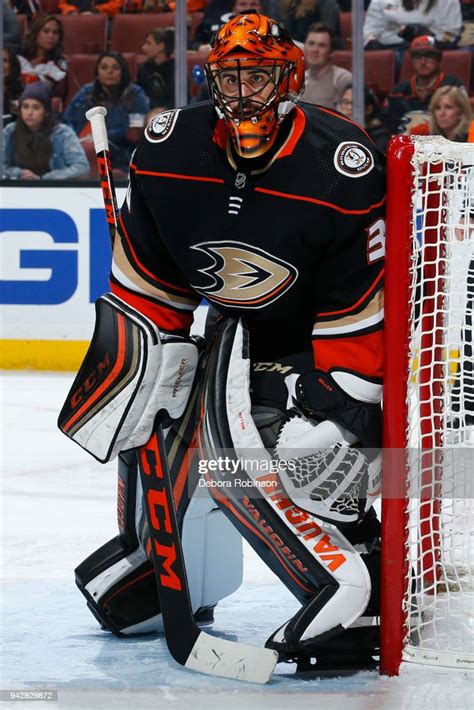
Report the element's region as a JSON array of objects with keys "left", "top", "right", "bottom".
[{"left": 113, "top": 101, "right": 385, "bottom": 382}]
